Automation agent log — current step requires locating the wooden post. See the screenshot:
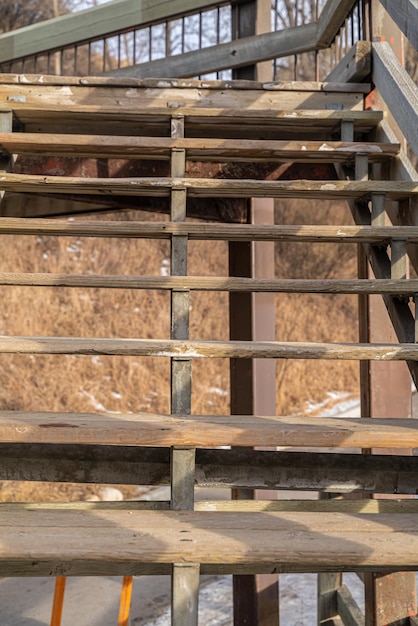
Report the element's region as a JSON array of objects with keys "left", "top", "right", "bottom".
[
  {"left": 362, "top": 3, "right": 416, "bottom": 625},
  {"left": 169, "top": 115, "right": 198, "bottom": 625},
  {"left": 230, "top": 2, "right": 278, "bottom": 626},
  {"left": 318, "top": 573, "right": 343, "bottom": 625},
  {"left": 0, "top": 109, "right": 13, "bottom": 205}
]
